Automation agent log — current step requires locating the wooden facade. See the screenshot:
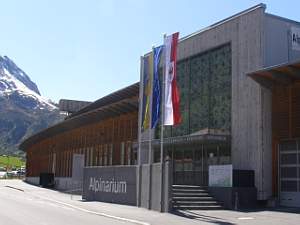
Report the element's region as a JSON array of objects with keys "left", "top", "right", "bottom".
[
  {"left": 249, "top": 61, "right": 300, "bottom": 197},
  {"left": 272, "top": 81, "right": 300, "bottom": 195},
  {"left": 22, "top": 84, "right": 139, "bottom": 178}
]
